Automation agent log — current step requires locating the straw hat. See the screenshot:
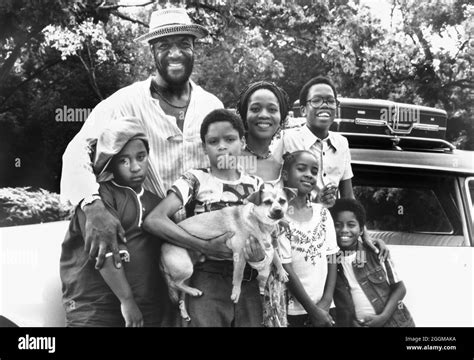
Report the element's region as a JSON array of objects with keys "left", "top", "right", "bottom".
[{"left": 135, "top": 8, "right": 208, "bottom": 44}]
